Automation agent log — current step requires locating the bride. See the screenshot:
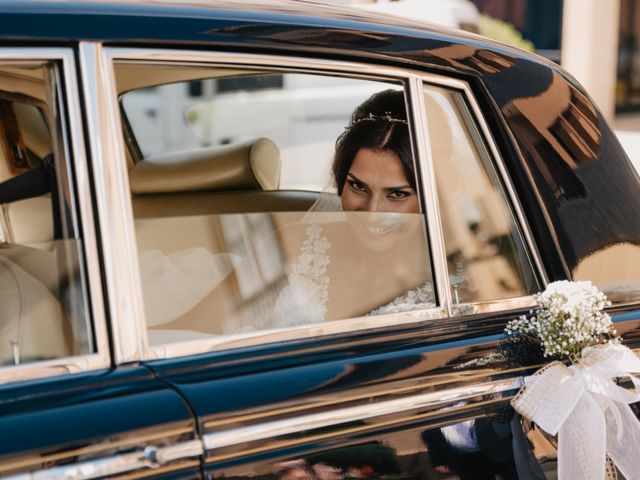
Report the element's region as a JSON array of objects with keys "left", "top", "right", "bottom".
[{"left": 274, "top": 89, "right": 435, "bottom": 326}]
